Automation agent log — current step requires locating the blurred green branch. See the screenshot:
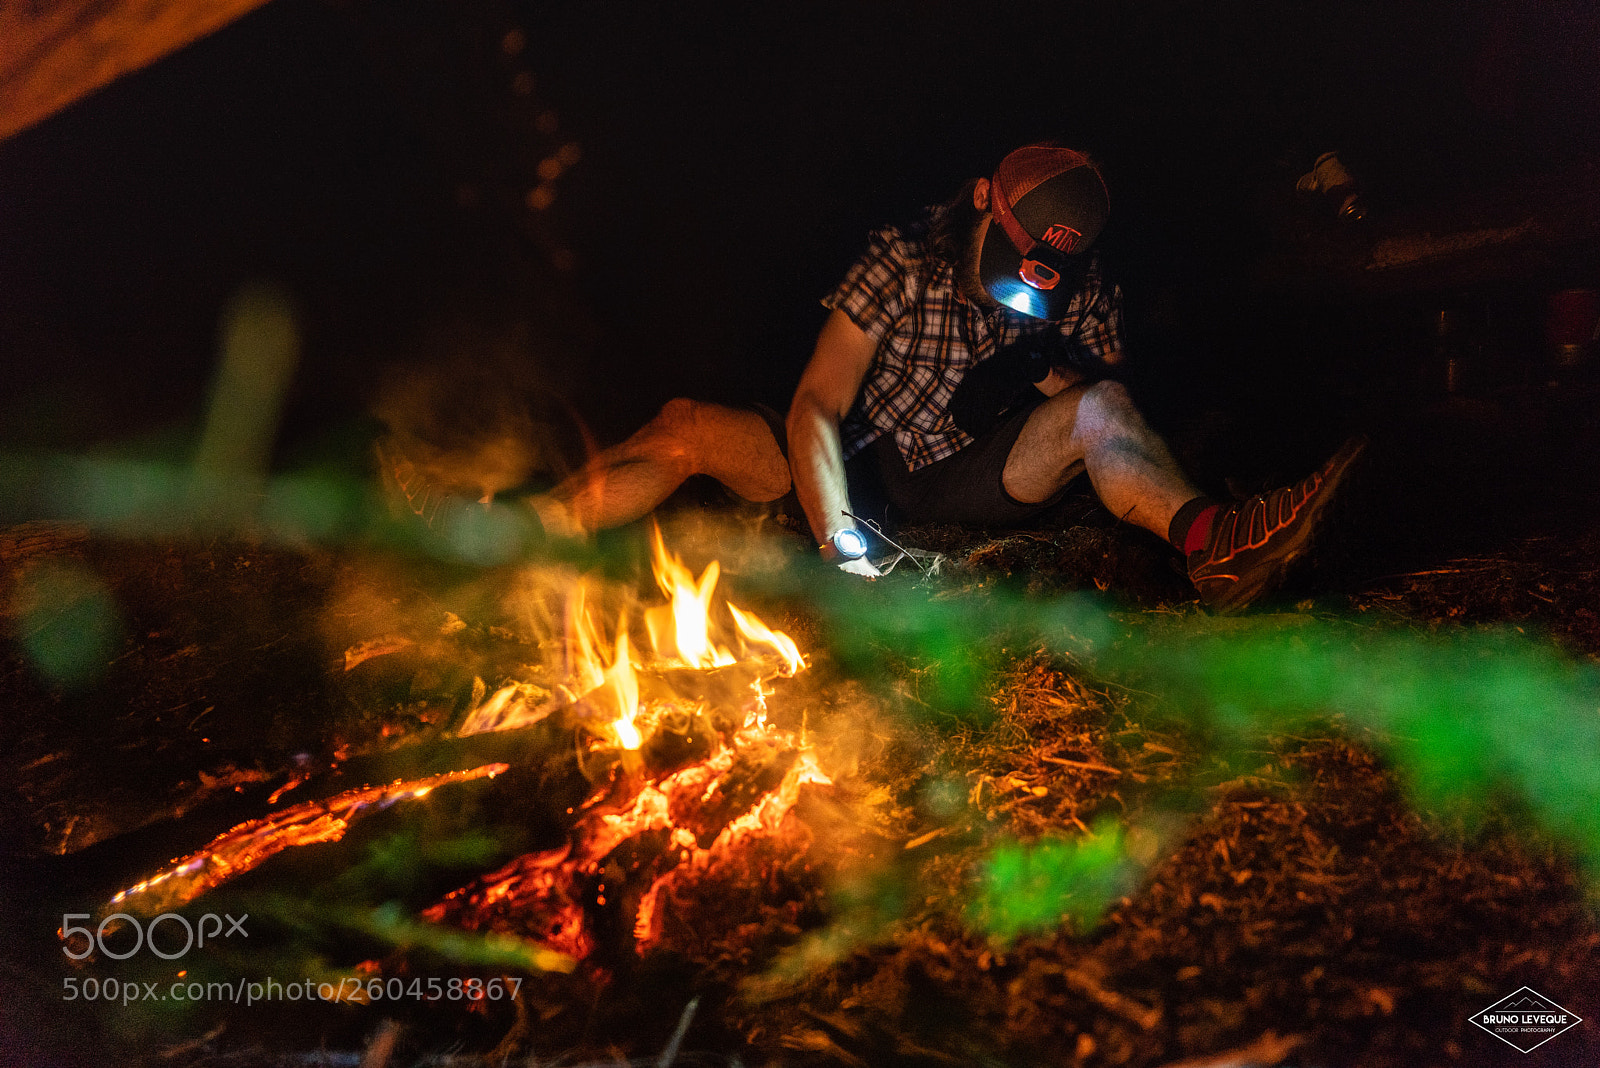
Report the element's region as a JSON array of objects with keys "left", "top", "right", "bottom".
[{"left": 776, "top": 576, "right": 1600, "bottom": 957}]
